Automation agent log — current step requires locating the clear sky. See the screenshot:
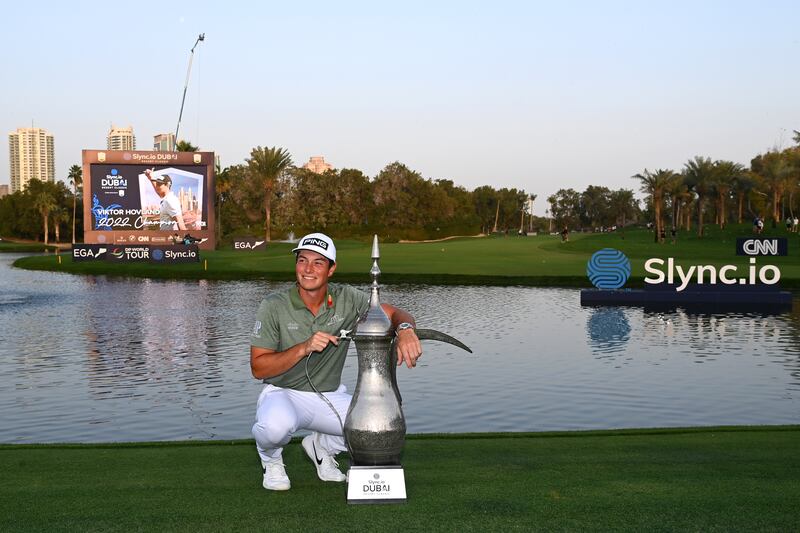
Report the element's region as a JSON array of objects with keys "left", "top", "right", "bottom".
[{"left": 2, "top": 1, "right": 798, "bottom": 214}]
